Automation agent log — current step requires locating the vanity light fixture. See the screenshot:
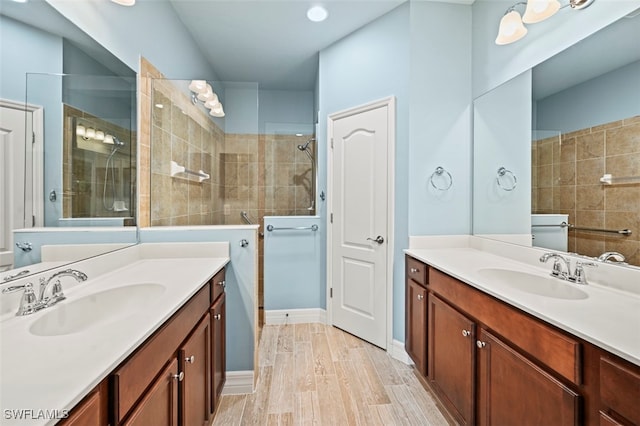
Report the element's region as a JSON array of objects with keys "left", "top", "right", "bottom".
[
  {"left": 307, "top": 5, "right": 328, "bottom": 22},
  {"left": 496, "top": 0, "right": 595, "bottom": 45},
  {"left": 189, "top": 80, "right": 225, "bottom": 117}
]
